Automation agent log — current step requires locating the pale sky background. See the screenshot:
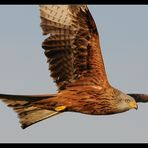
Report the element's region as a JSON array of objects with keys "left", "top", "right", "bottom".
[{"left": 0, "top": 5, "right": 148, "bottom": 143}]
